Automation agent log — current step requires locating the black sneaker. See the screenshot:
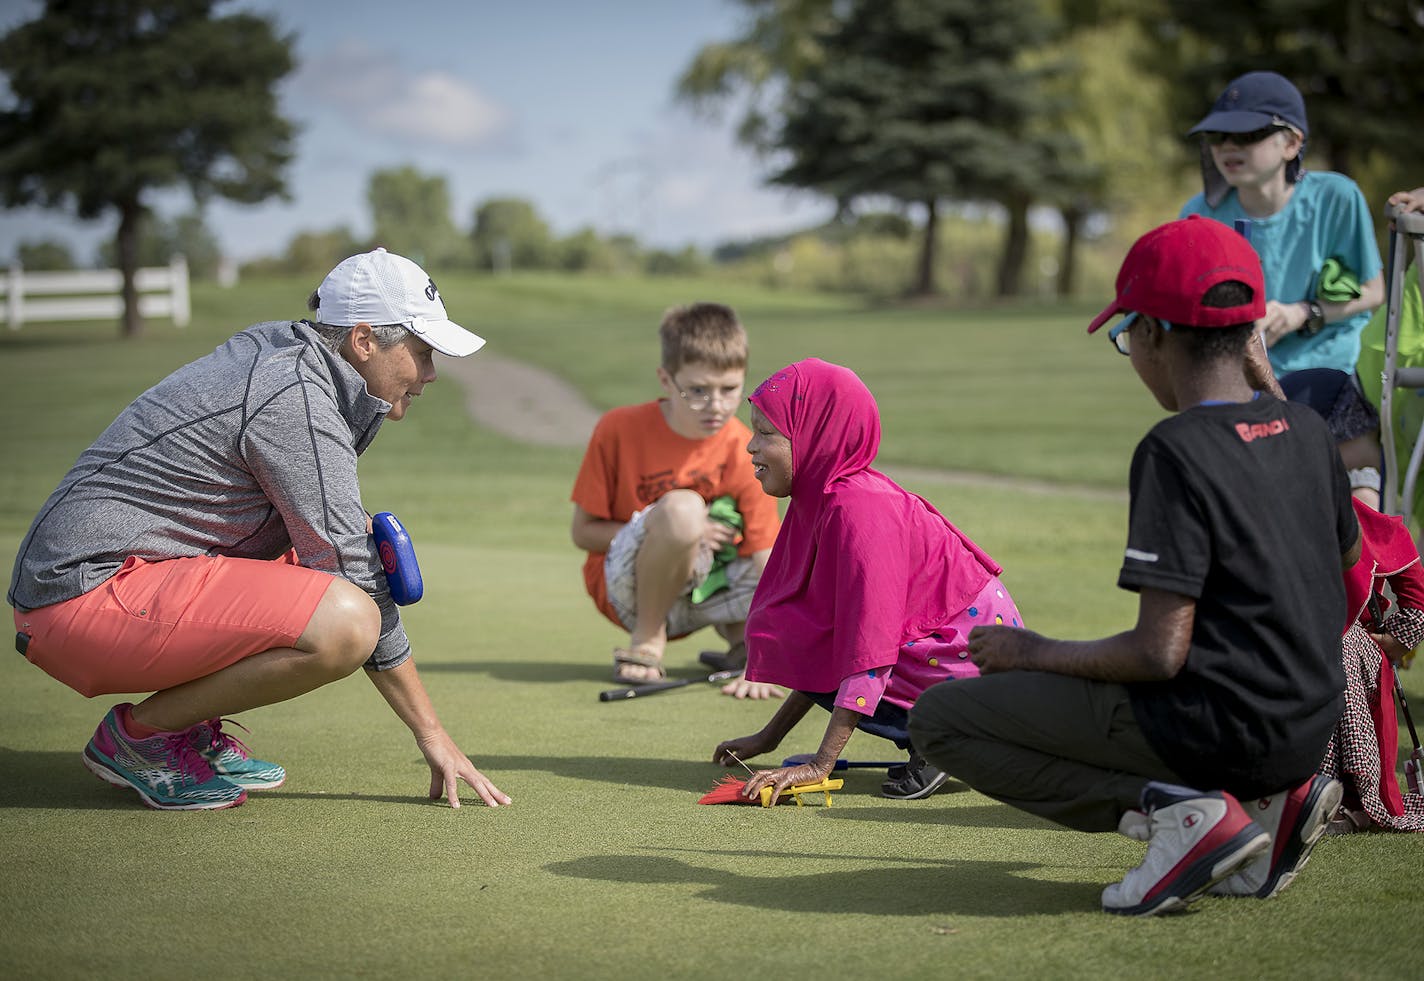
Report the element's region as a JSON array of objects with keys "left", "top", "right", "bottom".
[
  {"left": 697, "top": 641, "right": 747, "bottom": 672},
  {"left": 880, "top": 753, "right": 950, "bottom": 800}
]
